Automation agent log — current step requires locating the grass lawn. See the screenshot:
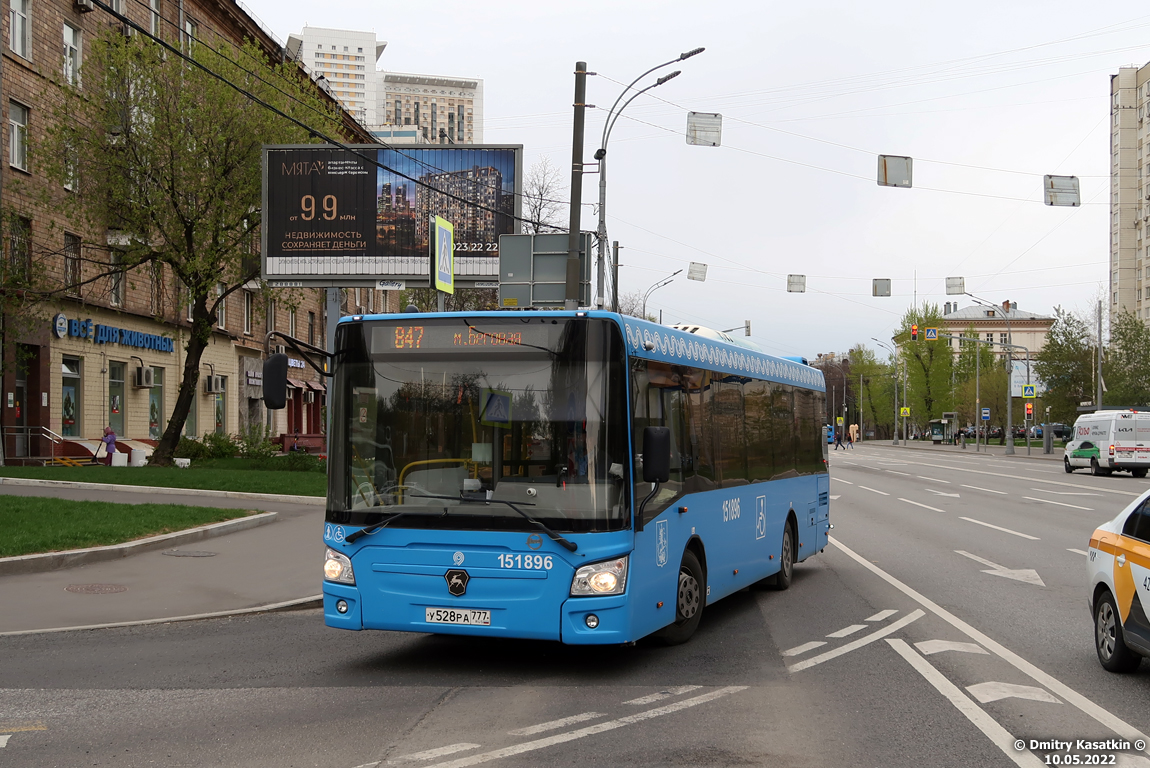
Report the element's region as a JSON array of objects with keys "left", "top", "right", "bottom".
[
  {"left": 0, "top": 496, "right": 259, "bottom": 557},
  {"left": 0, "top": 458, "right": 325, "bottom": 497}
]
